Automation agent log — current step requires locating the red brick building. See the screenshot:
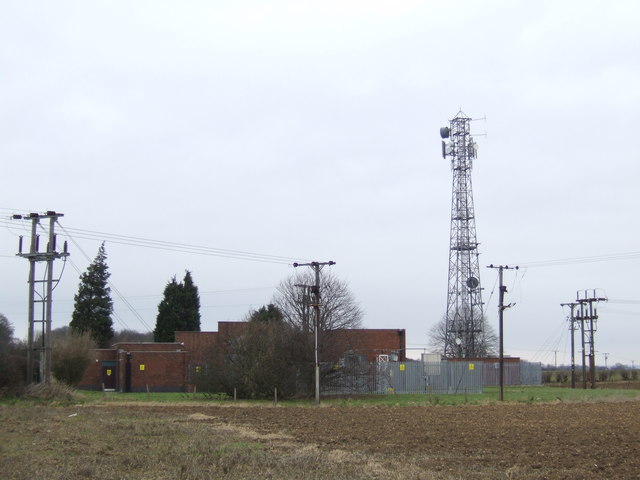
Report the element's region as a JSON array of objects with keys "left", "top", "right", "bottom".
[
  {"left": 80, "top": 342, "right": 188, "bottom": 392},
  {"left": 79, "top": 322, "right": 406, "bottom": 392}
]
